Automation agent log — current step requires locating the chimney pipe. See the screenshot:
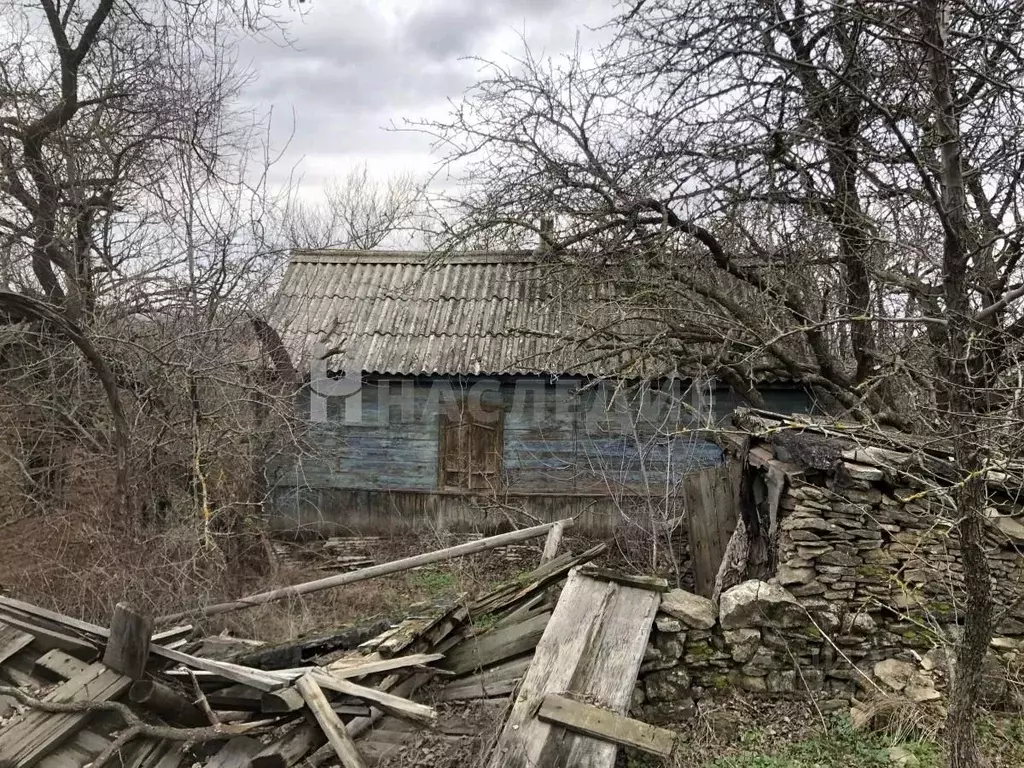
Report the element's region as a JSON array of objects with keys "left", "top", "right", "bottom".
[{"left": 536, "top": 215, "right": 555, "bottom": 254}]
